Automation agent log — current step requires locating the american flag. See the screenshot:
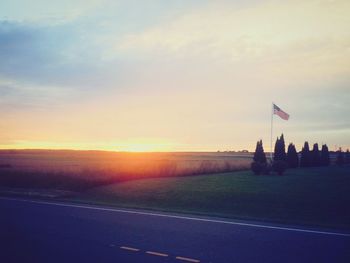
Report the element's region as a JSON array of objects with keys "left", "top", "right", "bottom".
[{"left": 273, "top": 103, "right": 289, "bottom": 120}]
